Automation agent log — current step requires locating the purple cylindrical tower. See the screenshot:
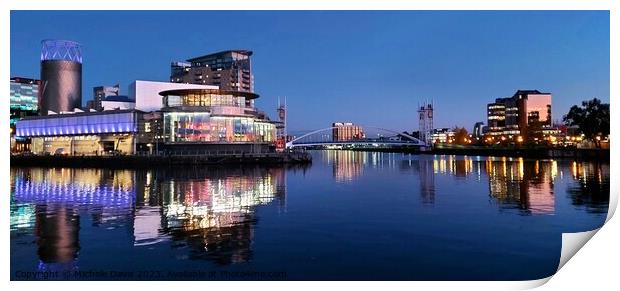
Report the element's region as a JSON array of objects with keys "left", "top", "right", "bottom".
[{"left": 40, "top": 39, "right": 82, "bottom": 115}]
